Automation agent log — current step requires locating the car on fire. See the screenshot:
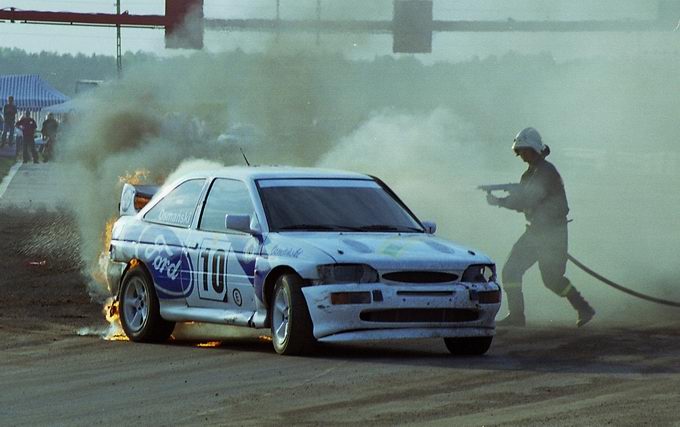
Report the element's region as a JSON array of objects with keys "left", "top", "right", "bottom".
[{"left": 105, "top": 167, "right": 501, "bottom": 355}]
